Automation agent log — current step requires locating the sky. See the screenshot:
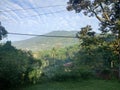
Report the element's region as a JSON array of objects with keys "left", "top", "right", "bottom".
[{"left": 0, "top": 0, "right": 99, "bottom": 41}]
